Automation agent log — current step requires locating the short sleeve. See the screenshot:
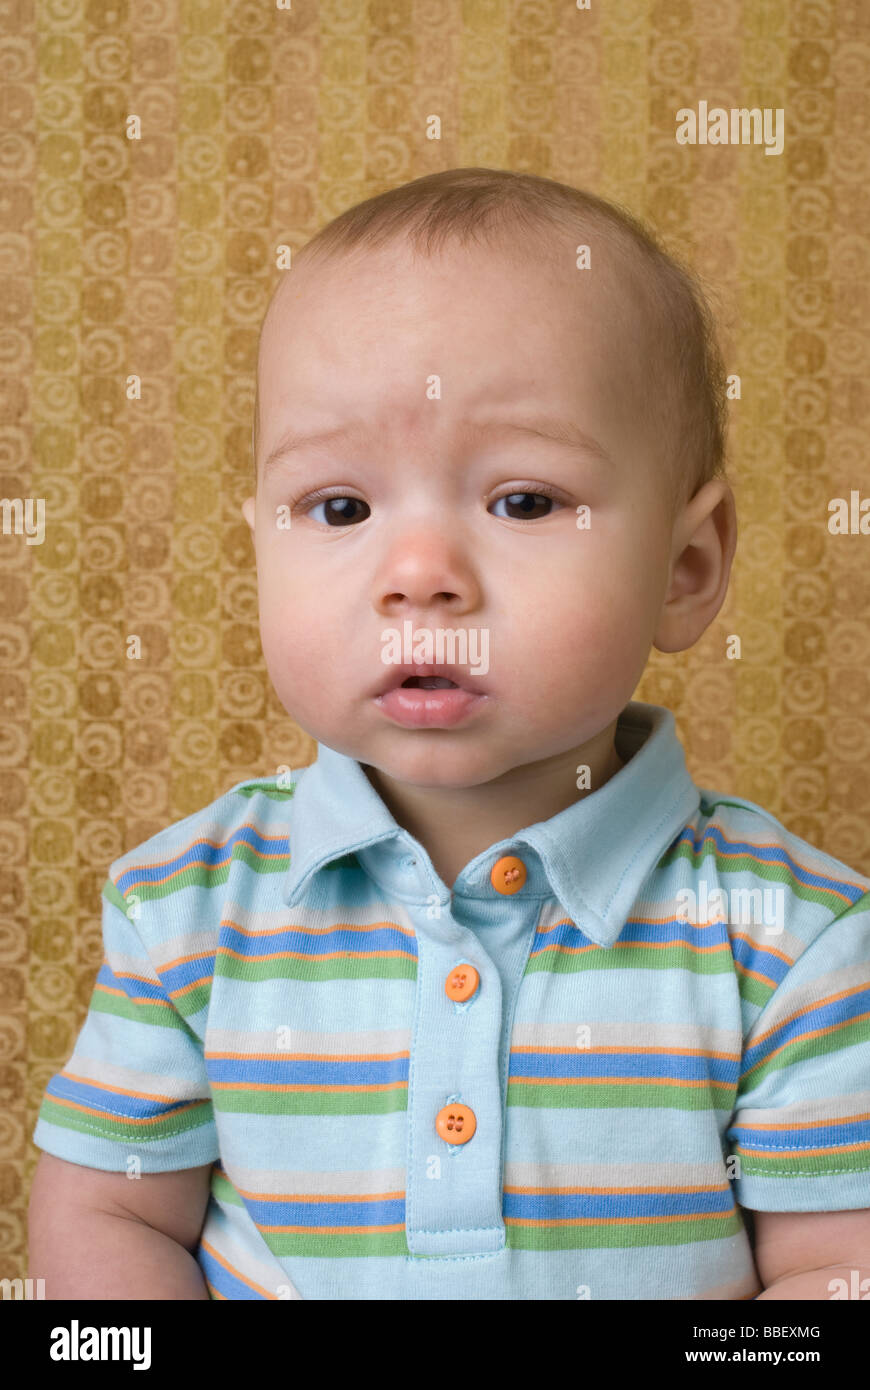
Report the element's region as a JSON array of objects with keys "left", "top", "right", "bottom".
[
  {"left": 726, "top": 890, "right": 870, "bottom": 1212},
  {"left": 32, "top": 875, "right": 219, "bottom": 1173}
]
